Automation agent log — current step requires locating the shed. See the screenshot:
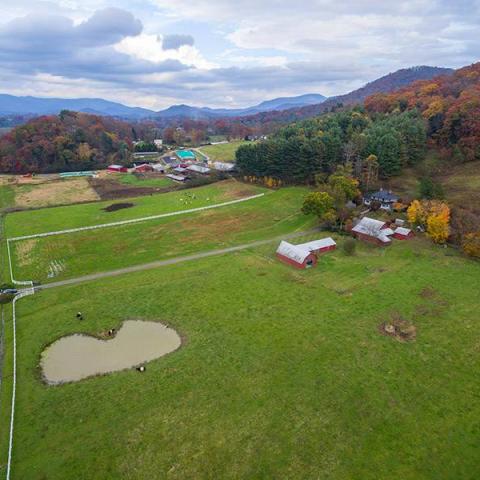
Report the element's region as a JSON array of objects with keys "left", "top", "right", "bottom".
[
  {"left": 166, "top": 174, "right": 187, "bottom": 182},
  {"left": 187, "top": 164, "right": 210, "bottom": 175},
  {"left": 276, "top": 241, "right": 317, "bottom": 269},
  {"left": 108, "top": 164, "right": 128, "bottom": 173},
  {"left": 134, "top": 163, "right": 154, "bottom": 173},
  {"left": 393, "top": 227, "right": 414, "bottom": 240}
]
